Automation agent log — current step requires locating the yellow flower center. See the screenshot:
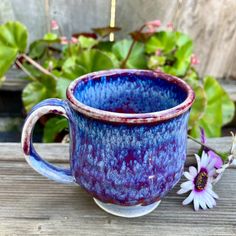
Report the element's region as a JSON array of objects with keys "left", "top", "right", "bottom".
[{"left": 194, "top": 169, "right": 208, "bottom": 191}]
